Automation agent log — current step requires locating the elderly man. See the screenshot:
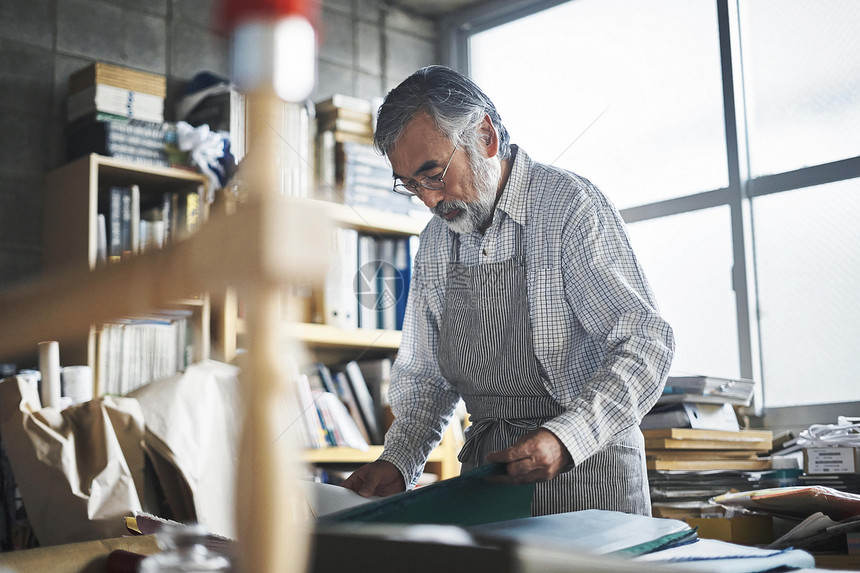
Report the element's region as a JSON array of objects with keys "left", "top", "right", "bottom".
[{"left": 341, "top": 66, "right": 674, "bottom": 516}]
